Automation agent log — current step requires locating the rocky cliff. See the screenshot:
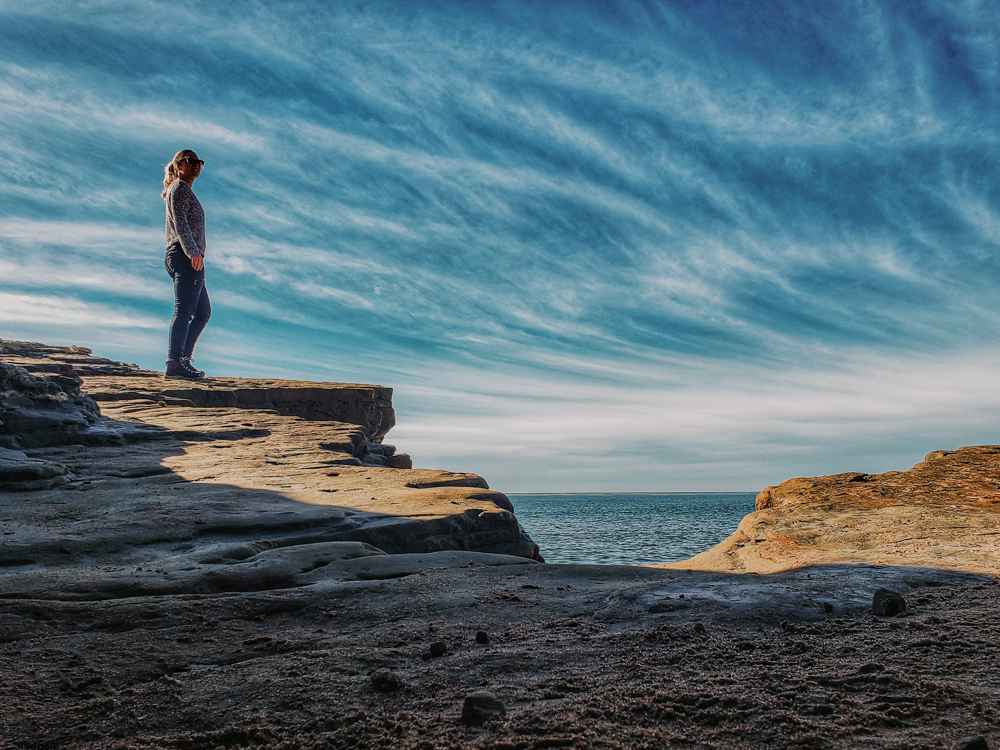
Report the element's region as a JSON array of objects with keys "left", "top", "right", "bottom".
[
  {"left": 0, "top": 339, "right": 540, "bottom": 601},
  {"left": 664, "top": 446, "right": 1000, "bottom": 575}
]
